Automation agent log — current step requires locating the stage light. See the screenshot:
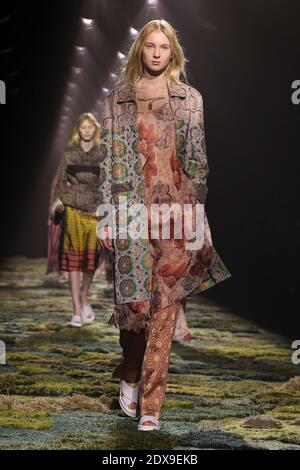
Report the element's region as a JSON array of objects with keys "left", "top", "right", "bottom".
[
  {"left": 81, "top": 18, "right": 94, "bottom": 27},
  {"left": 117, "top": 51, "right": 126, "bottom": 60},
  {"left": 130, "top": 27, "right": 138, "bottom": 37},
  {"left": 102, "top": 87, "right": 109, "bottom": 94},
  {"left": 76, "top": 46, "right": 87, "bottom": 54},
  {"left": 72, "top": 67, "right": 82, "bottom": 75},
  {"left": 146, "top": 0, "right": 158, "bottom": 6},
  {"left": 66, "top": 82, "right": 78, "bottom": 93}
]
